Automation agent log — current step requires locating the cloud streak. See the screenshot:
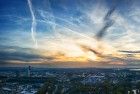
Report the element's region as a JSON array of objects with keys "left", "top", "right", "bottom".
[
  {"left": 96, "top": 5, "right": 116, "bottom": 40},
  {"left": 119, "top": 50, "right": 140, "bottom": 53},
  {"left": 27, "top": 0, "right": 38, "bottom": 48}
]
